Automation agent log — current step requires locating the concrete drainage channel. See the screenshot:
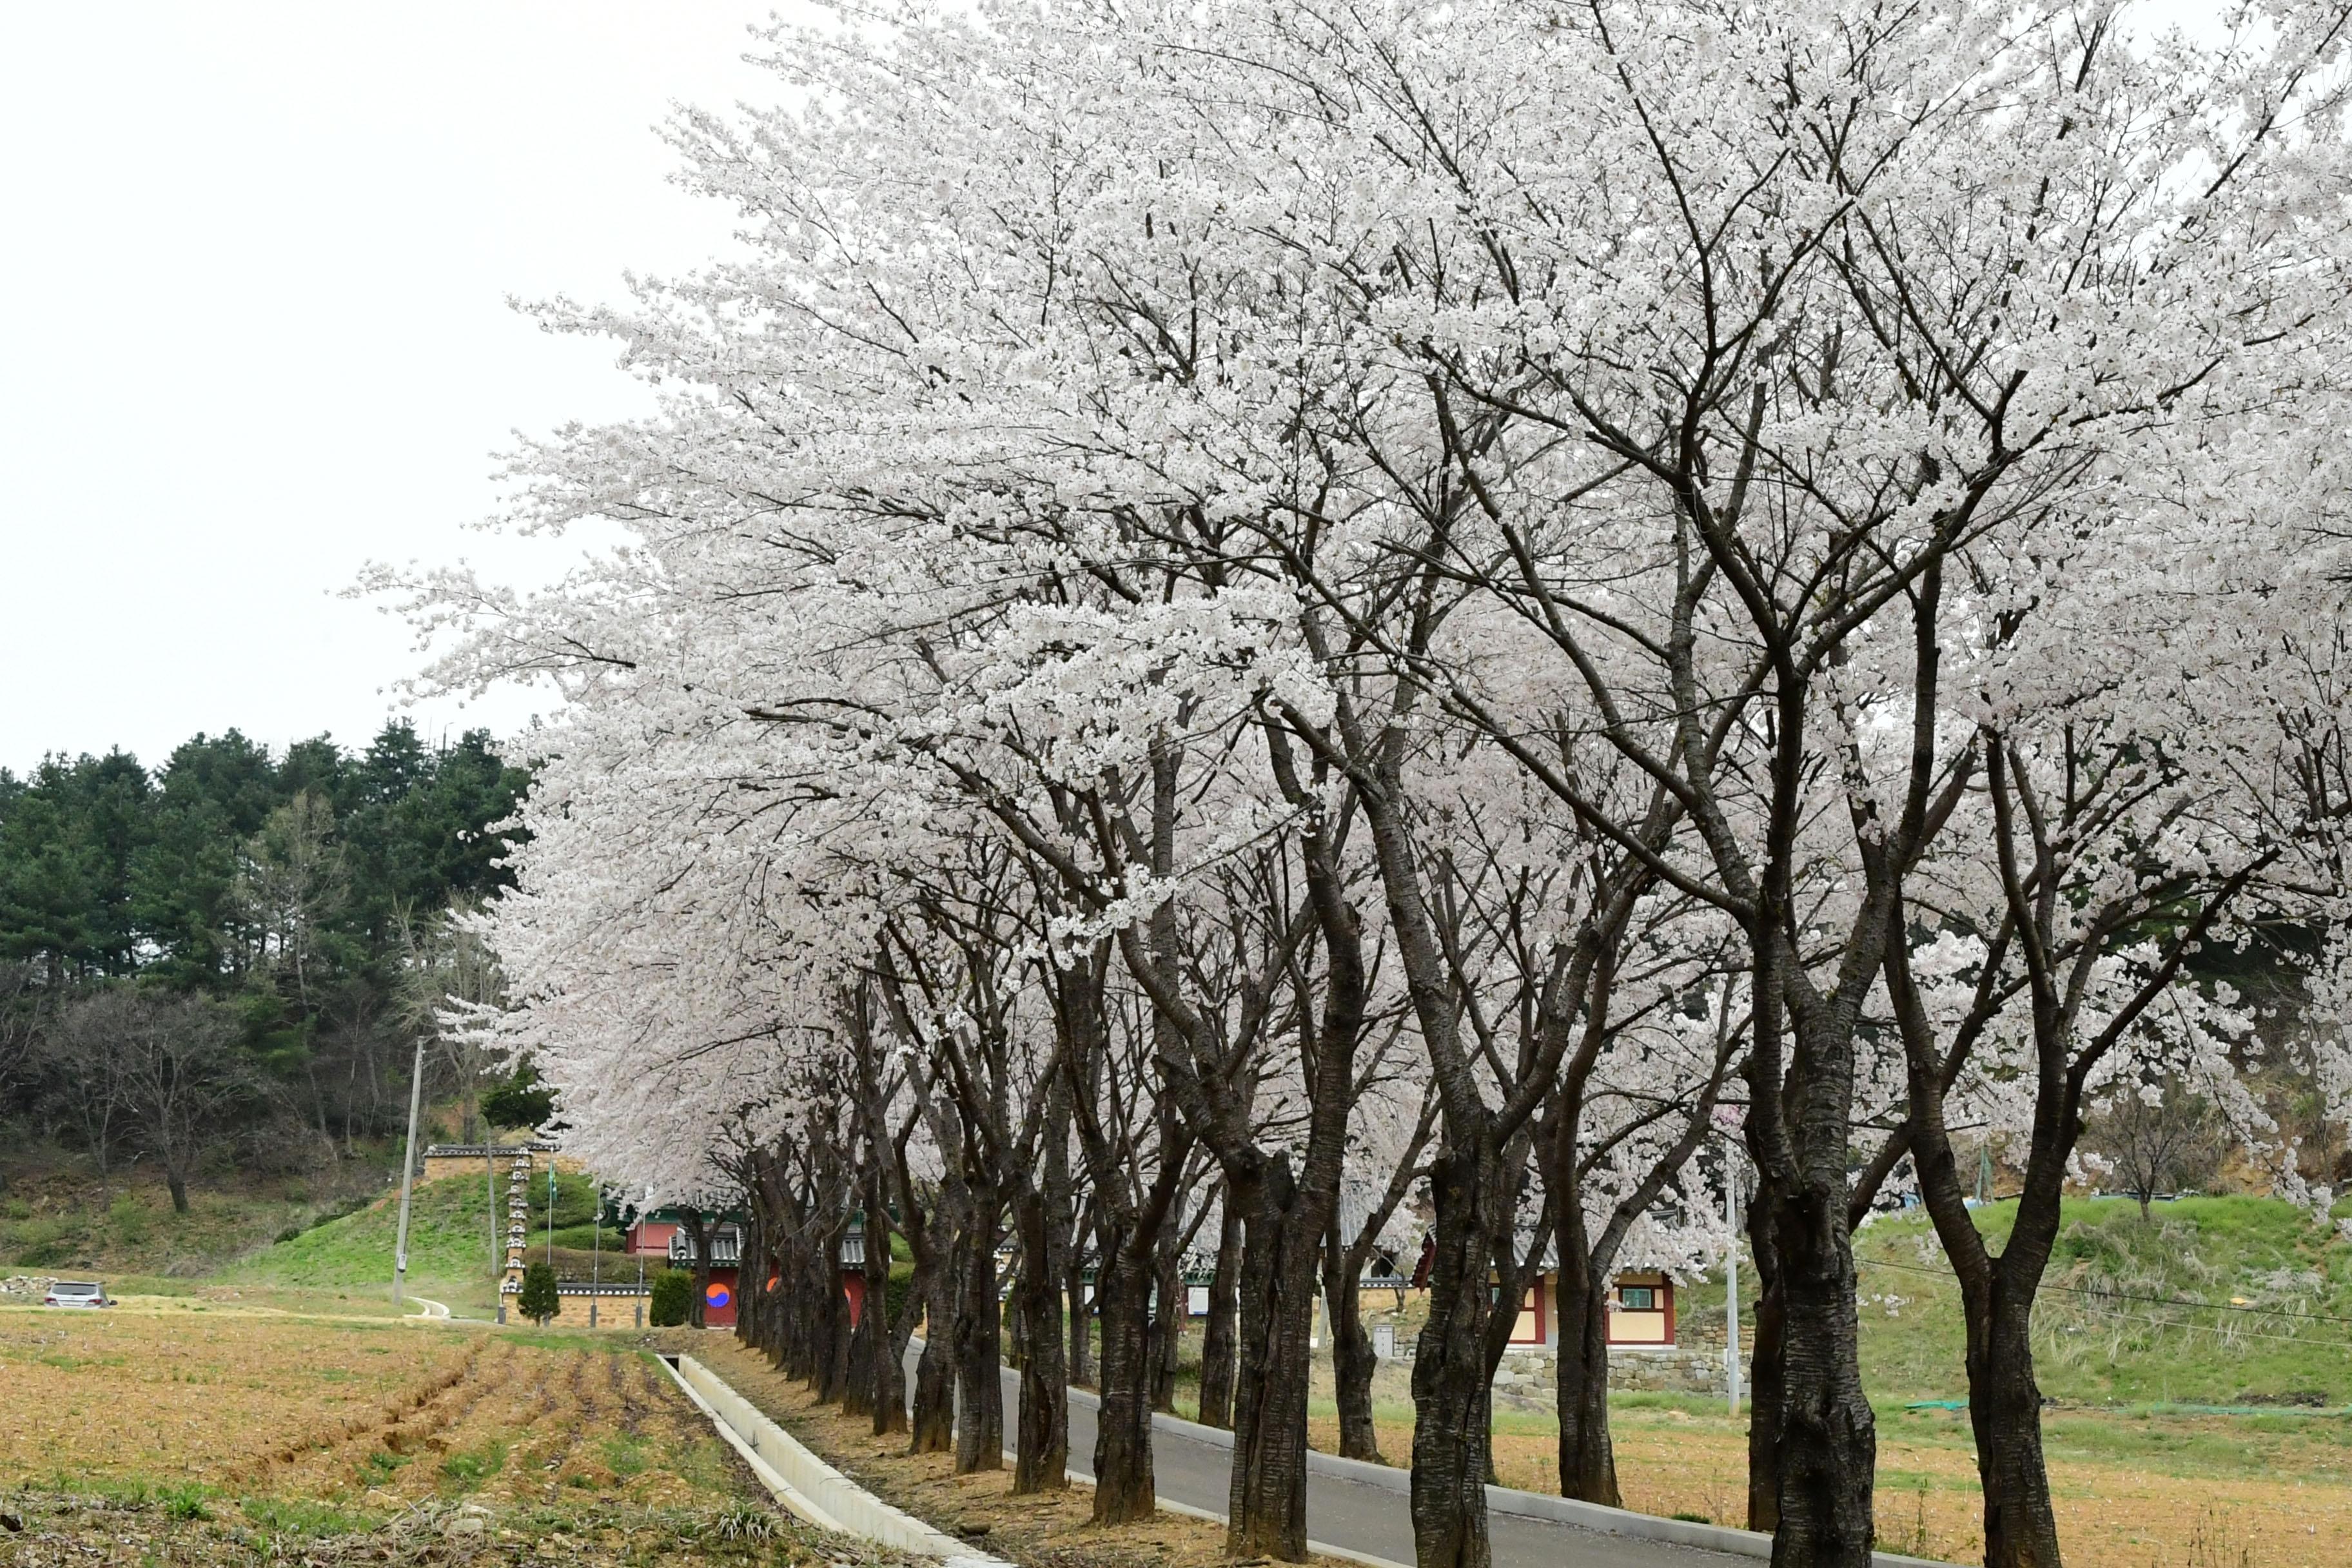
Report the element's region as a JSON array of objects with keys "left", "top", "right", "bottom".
[{"left": 652, "top": 1353, "right": 1012, "bottom": 1568}]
